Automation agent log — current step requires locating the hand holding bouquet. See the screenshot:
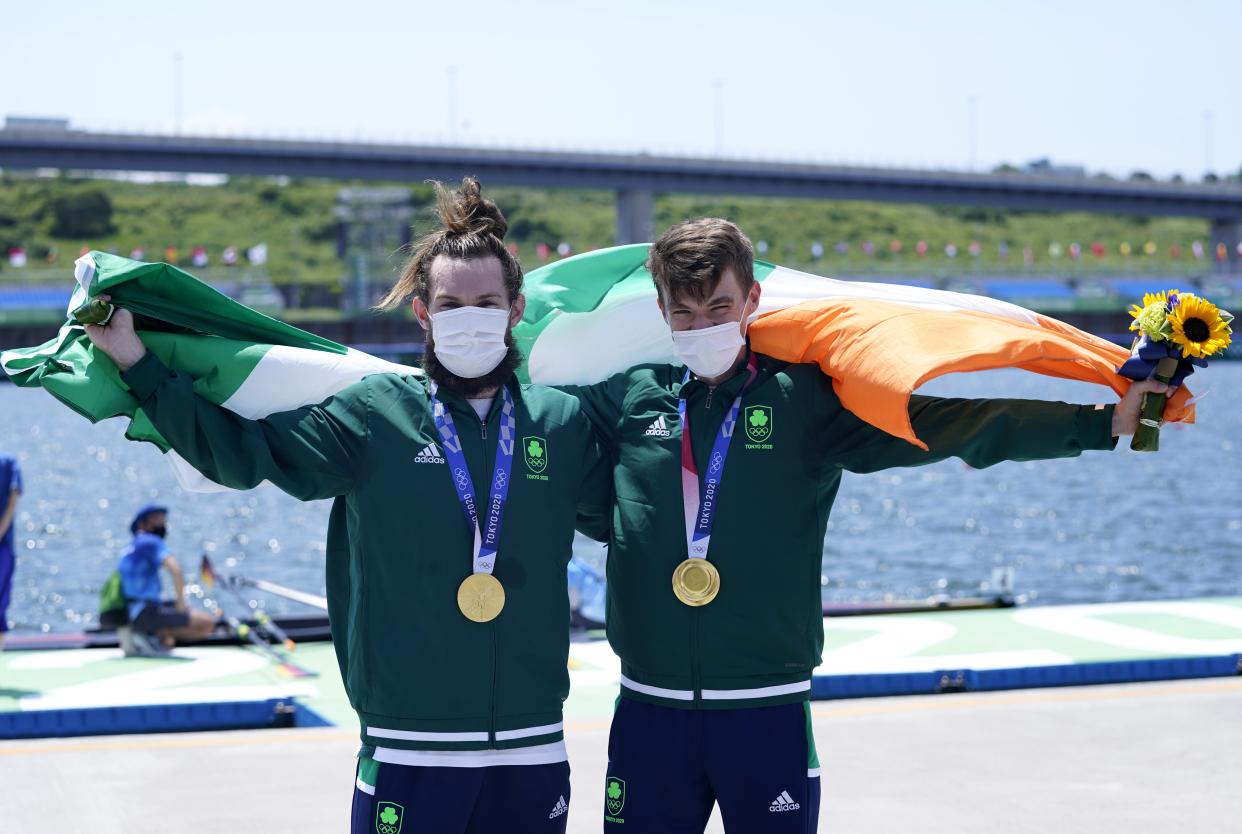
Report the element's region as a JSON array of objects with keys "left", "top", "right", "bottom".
[{"left": 1119, "top": 289, "right": 1232, "bottom": 452}]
